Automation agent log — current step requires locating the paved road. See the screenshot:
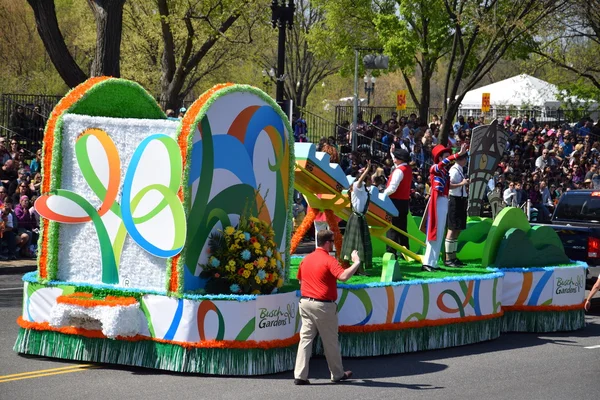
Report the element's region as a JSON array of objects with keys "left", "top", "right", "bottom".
[{"left": 2, "top": 272, "right": 600, "bottom": 400}]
